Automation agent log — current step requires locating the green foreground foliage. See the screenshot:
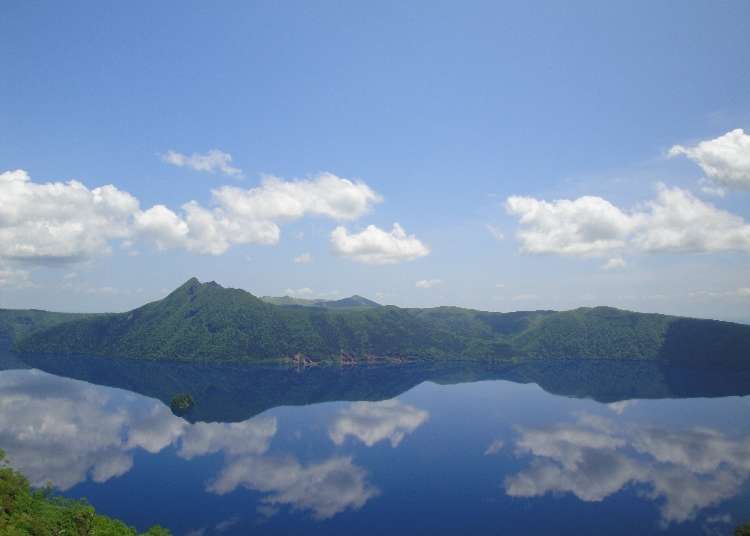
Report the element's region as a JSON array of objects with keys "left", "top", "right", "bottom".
[
  {"left": 4, "top": 278, "right": 750, "bottom": 367},
  {"left": 0, "top": 450, "right": 169, "bottom": 536}
]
